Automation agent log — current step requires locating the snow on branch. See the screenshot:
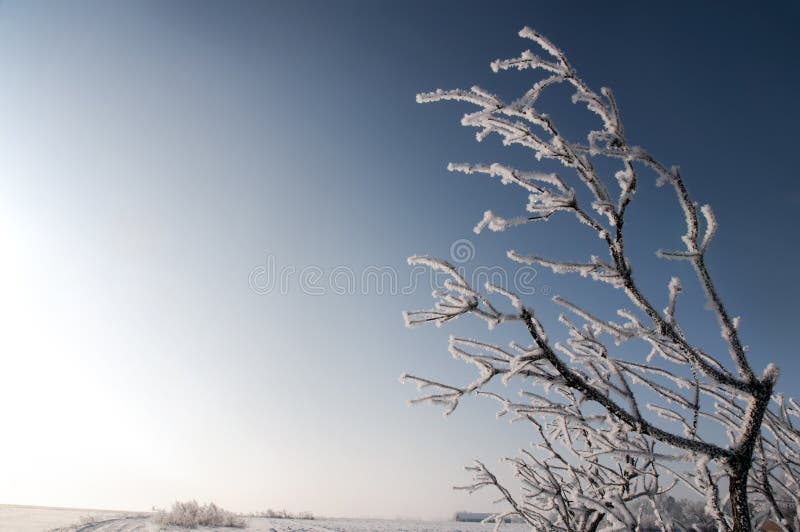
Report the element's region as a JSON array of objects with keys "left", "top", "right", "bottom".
[{"left": 405, "top": 27, "right": 793, "bottom": 530}]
